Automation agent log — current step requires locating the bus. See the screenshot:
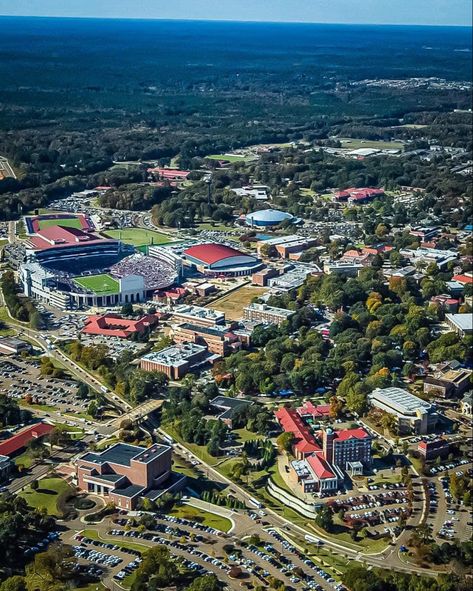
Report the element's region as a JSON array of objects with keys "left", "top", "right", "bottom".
[
  {"left": 248, "top": 497, "right": 263, "bottom": 509},
  {"left": 304, "top": 534, "right": 322, "bottom": 545},
  {"left": 161, "top": 434, "right": 174, "bottom": 446}
]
